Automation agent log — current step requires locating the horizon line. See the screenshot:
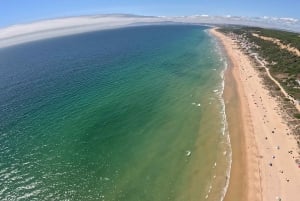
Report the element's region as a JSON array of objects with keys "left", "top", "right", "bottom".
[{"left": 0, "top": 14, "right": 299, "bottom": 49}]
